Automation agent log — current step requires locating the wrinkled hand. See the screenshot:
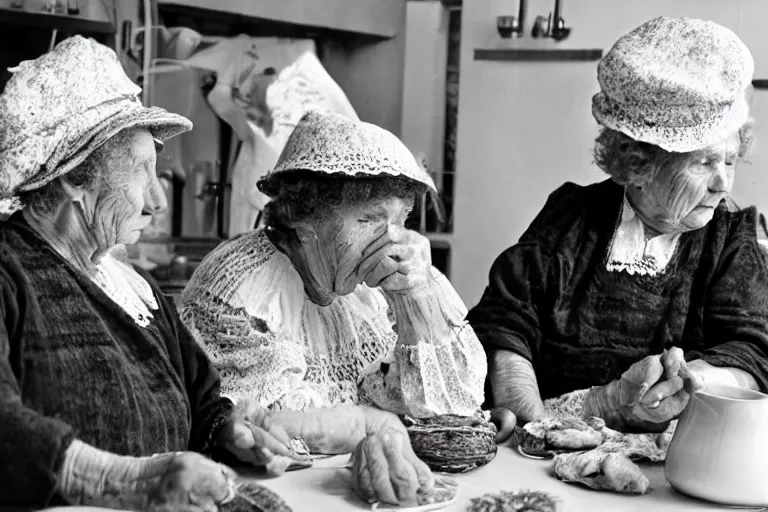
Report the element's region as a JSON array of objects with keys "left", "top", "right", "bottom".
[
  {"left": 489, "top": 407, "right": 518, "bottom": 443},
  {"left": 219, "top": 402, "right": 310, "bottom": 475},
  {"left": 358, "top": 227, "right": 431, "bottom": 293},
  {"left": 623, "top": 348, "right": 705, "bottom": 426},
  {"left": 612, "top": 348, "right": 705, "bottom": 429},
  {"left": 148, "top": 452, "right": 235, "bottom": 512},
  {"left": 351, "top": 427, "right": 435, "bottom": 506}
]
